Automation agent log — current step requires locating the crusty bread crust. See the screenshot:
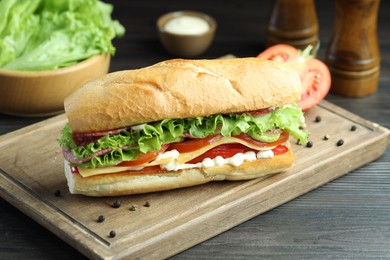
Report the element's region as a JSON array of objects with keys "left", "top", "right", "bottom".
[
  {"left": 64, "top": 58, "right": 302, "bottom": 133},
  {"left": 64, "top": 142, "right": 294, "bottom": 197}
]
